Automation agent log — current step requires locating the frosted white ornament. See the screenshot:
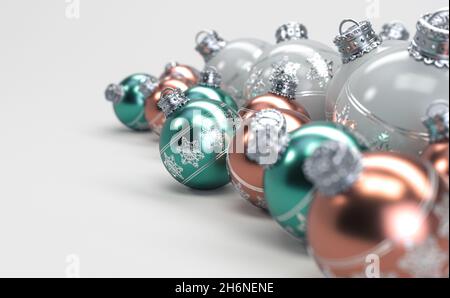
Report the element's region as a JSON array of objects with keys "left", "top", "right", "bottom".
[
  {"left": 244, "top": 22, "right": 341, "bottom": 121},
  {"left": 195, "top": 30, "right": 270, "bottom": 107},
  {"left": 326, "top": 20, "right": 410, "bottom": 120},
  {"left": 332, "top": 8, "right": 449, "bottom": 156}
]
